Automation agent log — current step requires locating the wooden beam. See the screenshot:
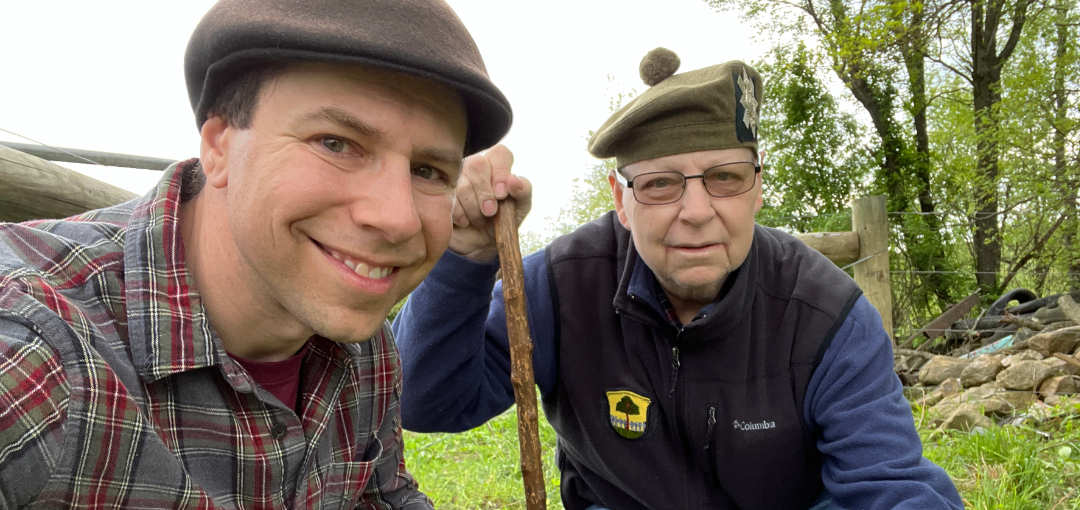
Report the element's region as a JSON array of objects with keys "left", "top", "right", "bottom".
[
  {"left": 795, "top": 231, "right": 860, "bottom": 267},
  {"left": 0, "top": 141, "right": 175, "bottom": 171},
  {"left": 0, "top": 146, "right": 136, "bottom": 222},
  {"left": 901, "top": 292, "right": 980, "bottom": 349}
]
